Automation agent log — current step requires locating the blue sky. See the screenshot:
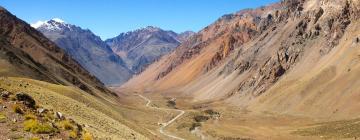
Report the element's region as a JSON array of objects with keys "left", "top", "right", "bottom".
[{"left": 0, "top": 0, "right": 278, "bottom": 40}]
